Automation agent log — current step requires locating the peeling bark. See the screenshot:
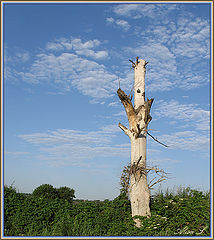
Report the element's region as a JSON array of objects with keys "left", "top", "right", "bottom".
[{"left": 117, "top": 57, "right": 153, "bottom": 226}]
